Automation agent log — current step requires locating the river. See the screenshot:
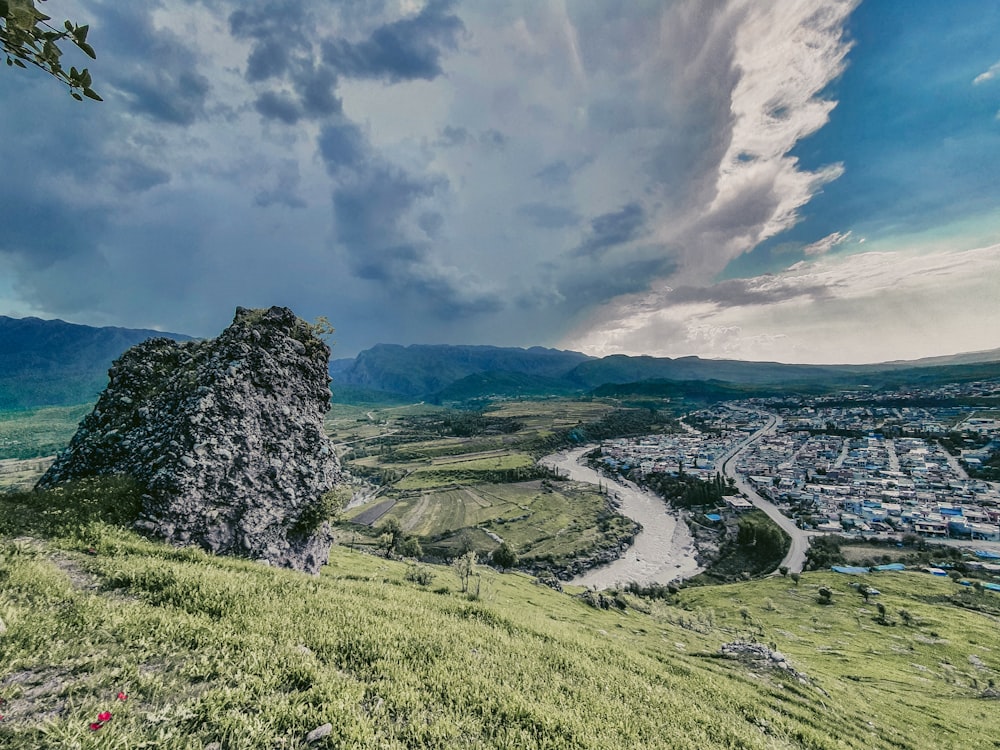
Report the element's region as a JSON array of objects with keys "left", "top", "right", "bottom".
[{"left": 540, "top": 446, "right": 703, "bottom": 589}]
